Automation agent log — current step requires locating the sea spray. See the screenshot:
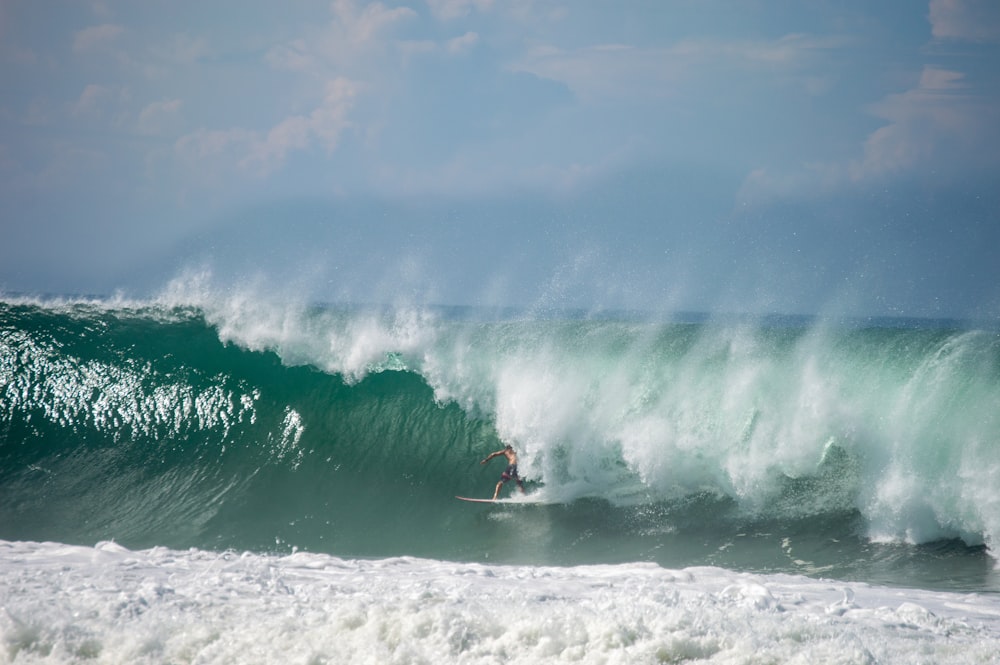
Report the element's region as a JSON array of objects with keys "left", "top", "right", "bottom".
[{"left": 178, "top": 280, "right": 1000, "bottom": 551}]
